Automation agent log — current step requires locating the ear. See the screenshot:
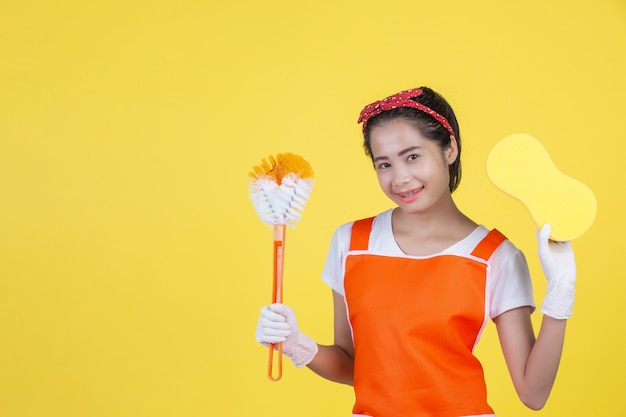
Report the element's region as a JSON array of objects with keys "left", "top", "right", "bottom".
[{"left": 445, "top": 136, "right": 459, "bottom": 164}]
